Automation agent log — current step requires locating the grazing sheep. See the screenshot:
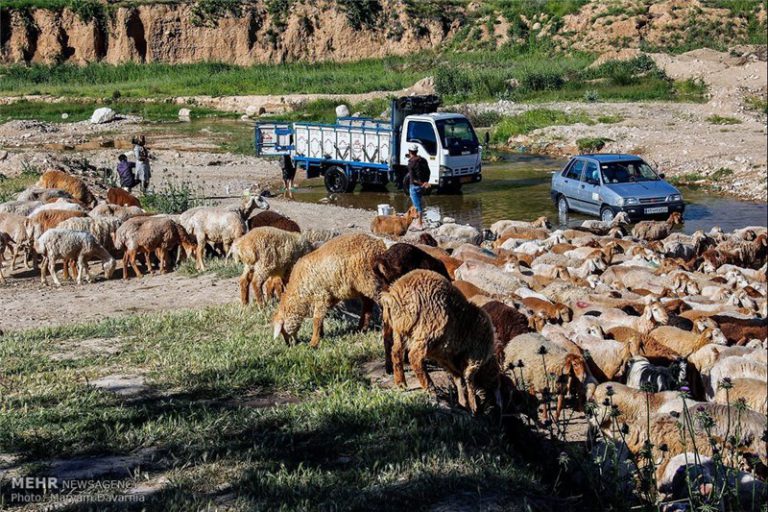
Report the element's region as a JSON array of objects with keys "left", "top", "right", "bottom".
[
  {"left": 35, "top": 229, "right": 115, "bottom": 286},
  {"left": 0, "top": 232, "right": 13, "bottom": 283},
  {"left": 89, "top": 203, "right": 146, "bottom": 222},
  {"left": 273, "top": 233, "right": 385, "bottom": 347},
  {"left": 631, "top": 211, "right": 683, "bottom": 241},
  {"left": 0, "top": 200, "right": 43, "bottom": 216},
  {"left": 247, "top": 210, "right": 301, "bottom": 233},
  {"left": 480, "top": 300, "right": 531, "bottom": 365},
  {"left": 230, "top": 227, "right": 316, "bottom": 305},
  {"left": 57, "top": 216, "right": 122, "bottom": 254},
  {"left": 106, "top": 187, "right": 141, "bottom": 207},
  {"left": 371, "top": 206, "right": 418, "bottom": 237},
  {"left": 35, "top": 169, "right": 96, "bottom": 207},
  {"left": 379, "top": 269, "right": 499, "bottom": 414},
  {"left": 0, "top": 213, "right": 37, "bottom": 270},
  {"left": 713, "top": 378, "right": 767, "bottom": 414},
  {"left": 625, "top": 356, "right": 687, "bottom": 392},
  {"left": 29, "top": 198, "right": 87, "bottom": 216},
  {"left": 371, "top": 242, "right": 450, "bottom": 292},
  {"left": 29, "top": 210, "right": 87, "bottom": 235},
  {"left": 490, "top": 216, "right": 551, "bottom": 236},
  {"left": 114, "top": 216, "right": 194, "bottom": 278},
  {"left": 502, "top": 332, "right": 594, "bottom": 420}
]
